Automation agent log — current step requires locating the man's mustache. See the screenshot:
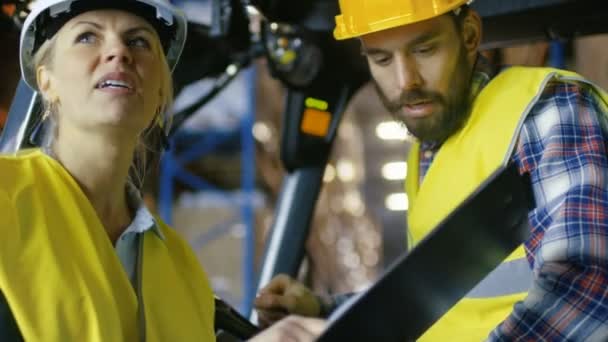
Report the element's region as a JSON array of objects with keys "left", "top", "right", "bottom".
[{"left": 385, "top": 90, "right": 444, "bottom": 113}]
